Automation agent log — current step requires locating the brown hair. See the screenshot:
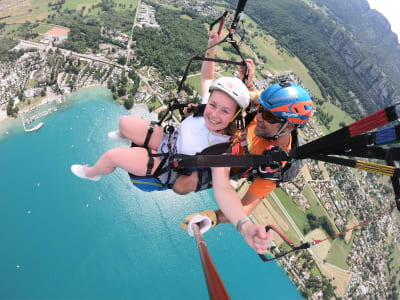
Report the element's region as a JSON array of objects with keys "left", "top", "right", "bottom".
[{"left": 223, "top": 107, "right": 244, "bottom": 137}]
